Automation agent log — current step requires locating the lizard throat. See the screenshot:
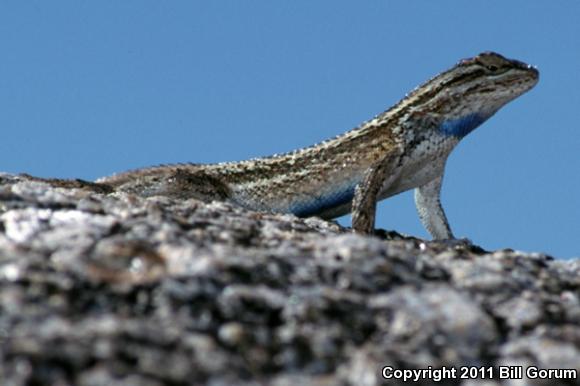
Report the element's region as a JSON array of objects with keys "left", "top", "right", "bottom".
[{"left": 438, "top": 113, "right": 488, "bottom": 138}]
